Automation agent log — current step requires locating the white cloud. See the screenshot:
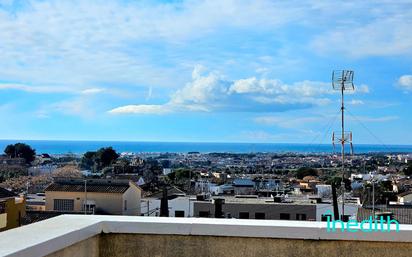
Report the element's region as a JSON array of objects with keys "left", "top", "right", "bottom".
[
  {"left": 0, "top": 0, "right": 306, "bottom": 91},
  {"left": 398, "top": 75, "right": 412, "bottom": 91},
  {"left": 50, "top": 97, "right": 96, "bottom": 118},
  {"left": 356, "top": 84, "right": 370, "bottom": 94},
  {"left": 109, "top": 66, "right": 369, "bottom": 115},
  {"left": 0, "top": 83, "right": 107, "bottom": 95},
  {"left": 108, "top": 104, "right": 171, "bottom": 115},
  {"left": 0, "top": 83, "right": 72, "bottom": 93},
  {"left": 0, "top": 0, "right": 407, "bottom": 102},
  {"left": 310, "top": 3, "right": 412, "bottom": 58},
  {"left": 348, "top": 99, "right": 365, "bottom": 105},
  {"left": 254, "top": 116, "right": 322, "bottom": 128},
  {"left": 348, "top": 115, "right": 399, "bottom": 123},
  {"left": 80, "top": 88, "right": 106, "bottom": 95}
]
